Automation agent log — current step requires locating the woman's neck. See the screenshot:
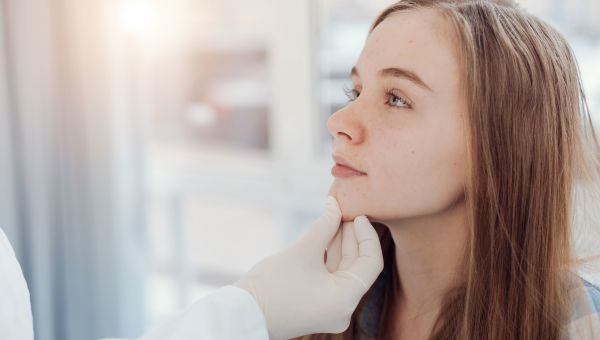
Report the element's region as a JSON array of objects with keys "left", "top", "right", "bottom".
[{"left": 383, "top": 197, "right": 468, "bottom": 323}]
